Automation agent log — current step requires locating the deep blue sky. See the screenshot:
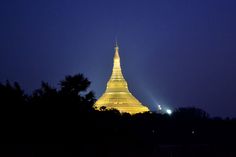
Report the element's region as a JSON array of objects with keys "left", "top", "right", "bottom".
[{"left": 0, "top": 0, "right": 236, "bottom": 117}]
